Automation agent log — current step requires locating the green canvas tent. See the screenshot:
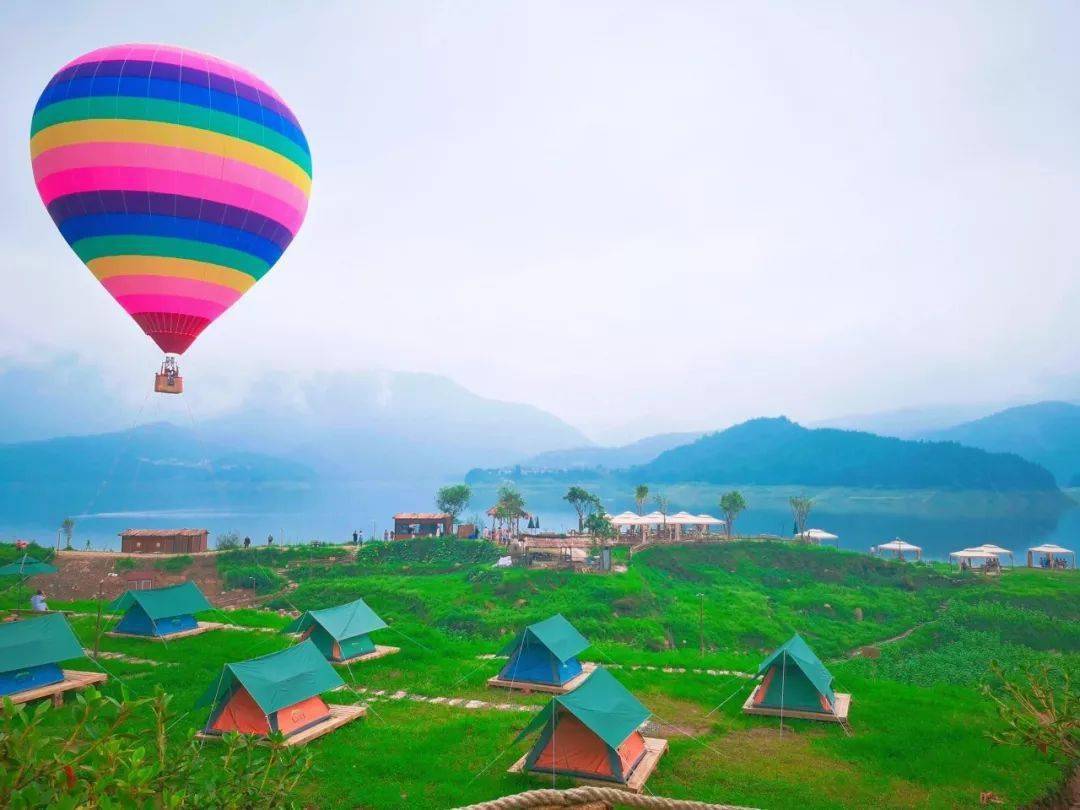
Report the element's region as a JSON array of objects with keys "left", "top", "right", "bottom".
[
  {"left": 283, "top": 598, "right": 388, "bottom": 661},
  {"left": 0, "top": 613, "right": 84, "bottom": 696},
  {"left": 515, "top": 667, "right": 652, "bottom": 783},
  {"left": 499, "top": 613, "right": 589, "bottom": 685},
  {"left": 197, "top": 639, "right": 345, "bottom": 738},
  {"left": 751, "top": 634, "right": 837, "bottom": 715},
  {"left": 109, "top": 581, "right": 212, "bottom": 637},
  {"left": 0, "top": 554, "right": 58, "bottom": 577}
]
